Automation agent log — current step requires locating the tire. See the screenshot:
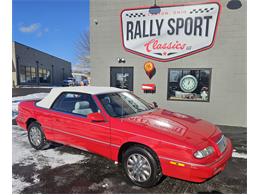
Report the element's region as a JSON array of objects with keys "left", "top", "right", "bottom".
[
  {"left": 122, "top": 145, "right": 162, "bottom": 188},
  {"left": 28, "top": 122, "right": 49, "bottom": 150}
]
